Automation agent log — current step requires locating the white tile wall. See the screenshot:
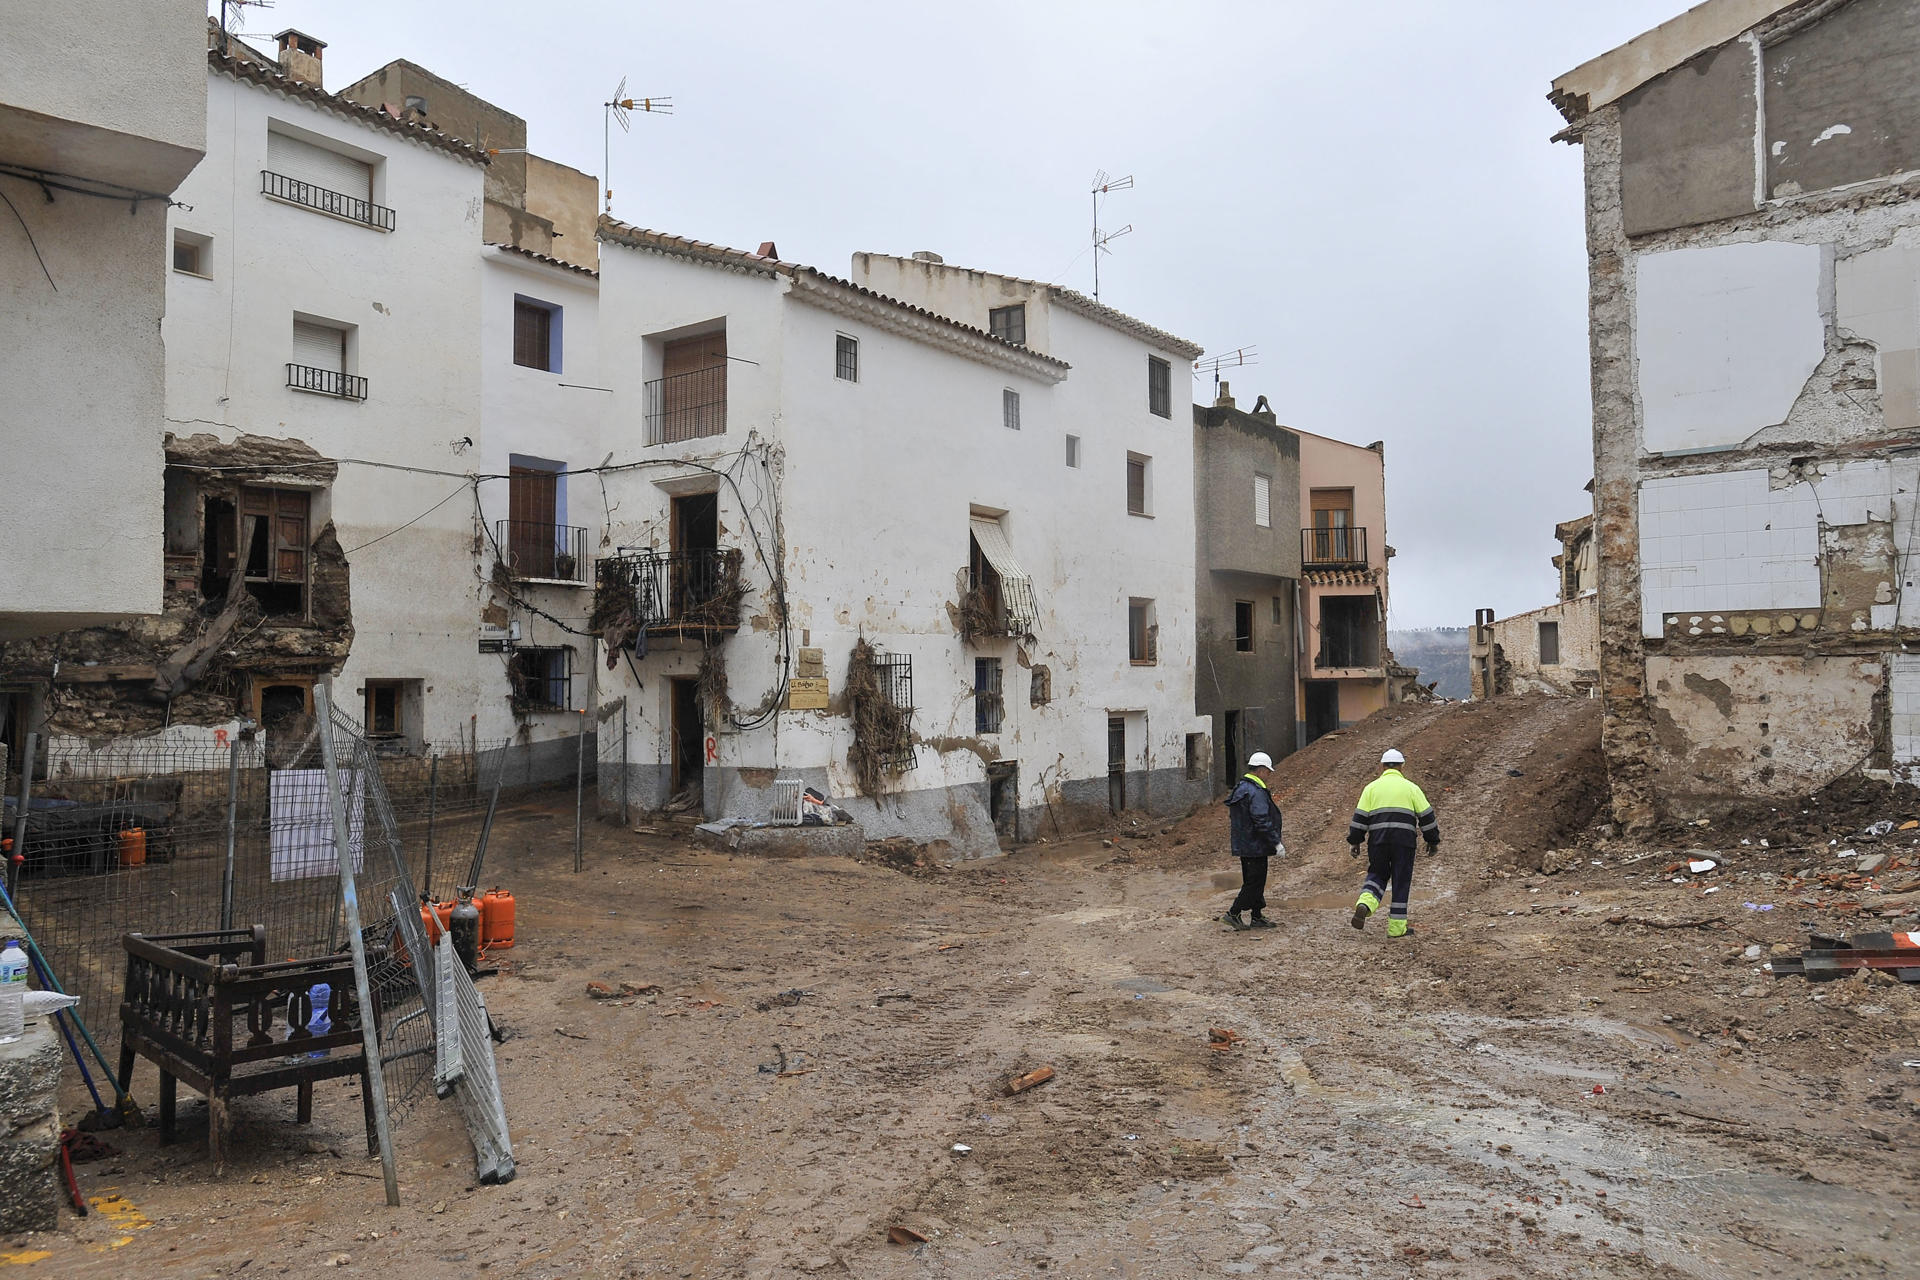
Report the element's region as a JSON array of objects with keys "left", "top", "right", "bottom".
[
  {"left": 1638, "top": 469, "right": 1820, "bottom": 635},
  {"left": 1889, "top": 654, "right": 1920, "bottom": 765}
]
